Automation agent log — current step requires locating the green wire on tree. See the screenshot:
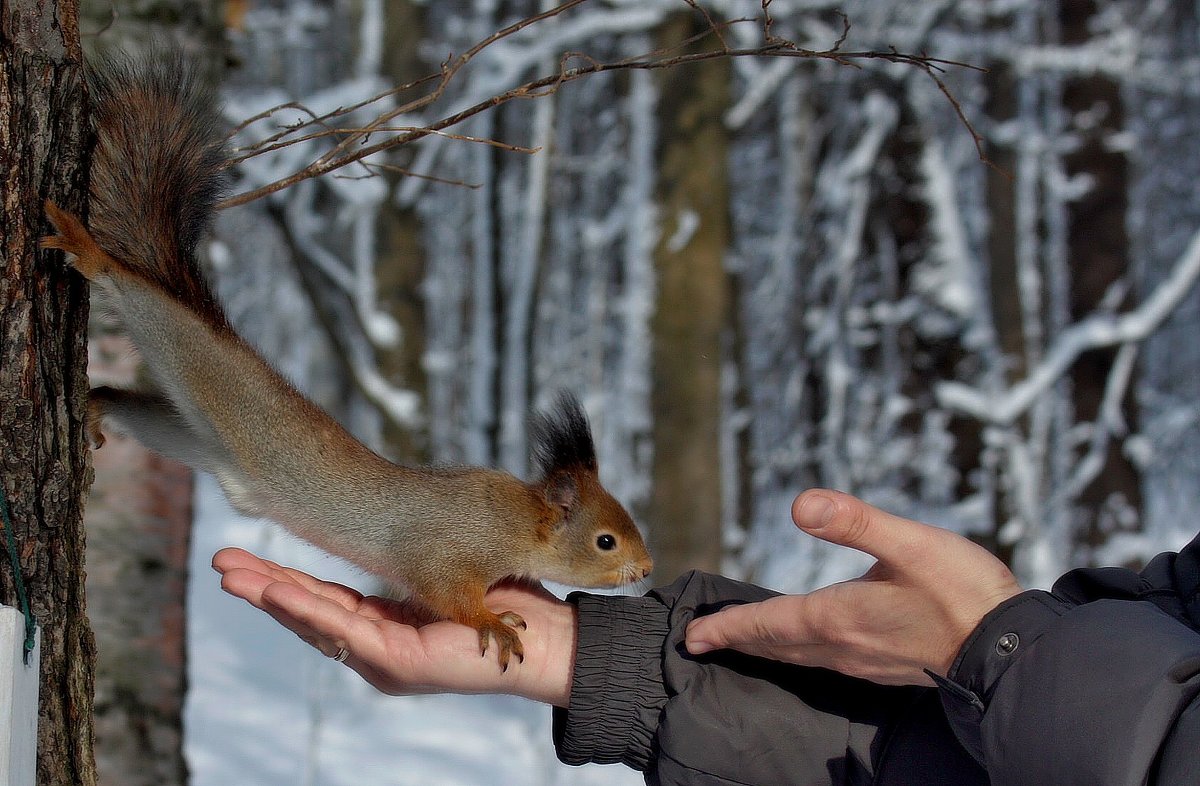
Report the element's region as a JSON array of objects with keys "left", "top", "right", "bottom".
[{"left": 0, "top": 487, "right": 36, "bottom": 665}]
